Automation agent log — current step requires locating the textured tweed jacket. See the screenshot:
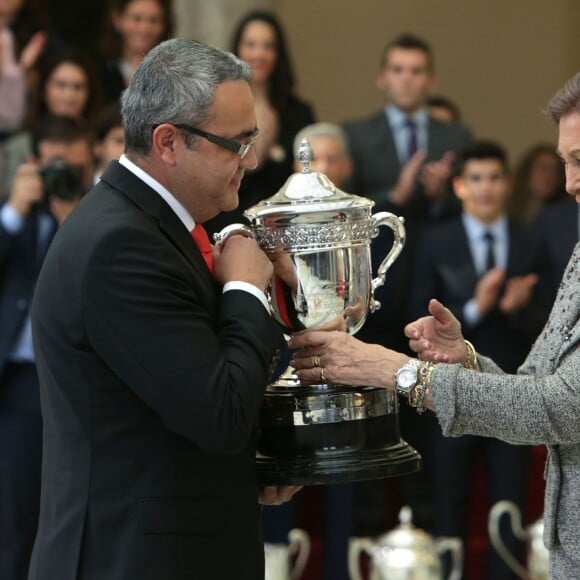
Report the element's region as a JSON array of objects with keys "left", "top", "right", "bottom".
[{"left": 432, "top": 242, "right": 580, "bottom": 576}]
